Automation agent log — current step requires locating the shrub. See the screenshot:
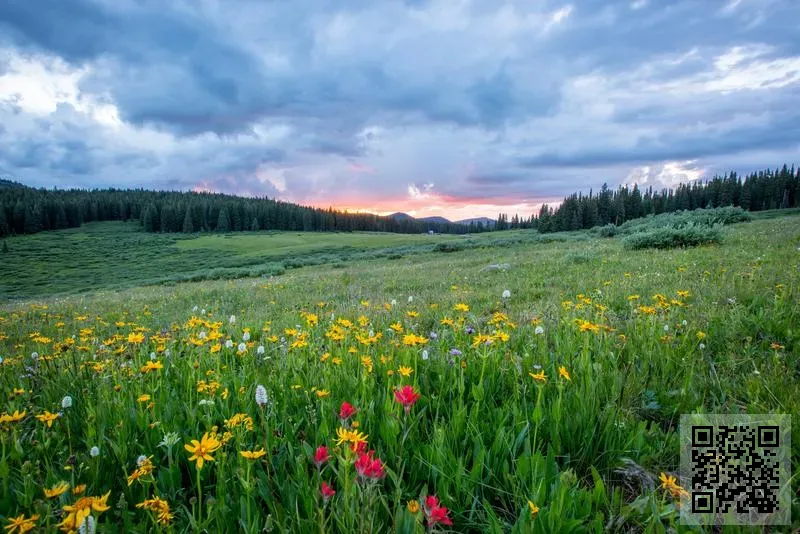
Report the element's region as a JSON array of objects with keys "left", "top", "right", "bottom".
[
  {"left": 623, "top": 223, "right": 722, "bottom": 250},
  {"left": 597, "top": 224, "right": 618, "bottom": 238},
  {"left": 618, "top": 207, "right": 750, "bottom": 236},
  {"left": 434, "top": 241, "right": 466, "bottom": 253}
]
